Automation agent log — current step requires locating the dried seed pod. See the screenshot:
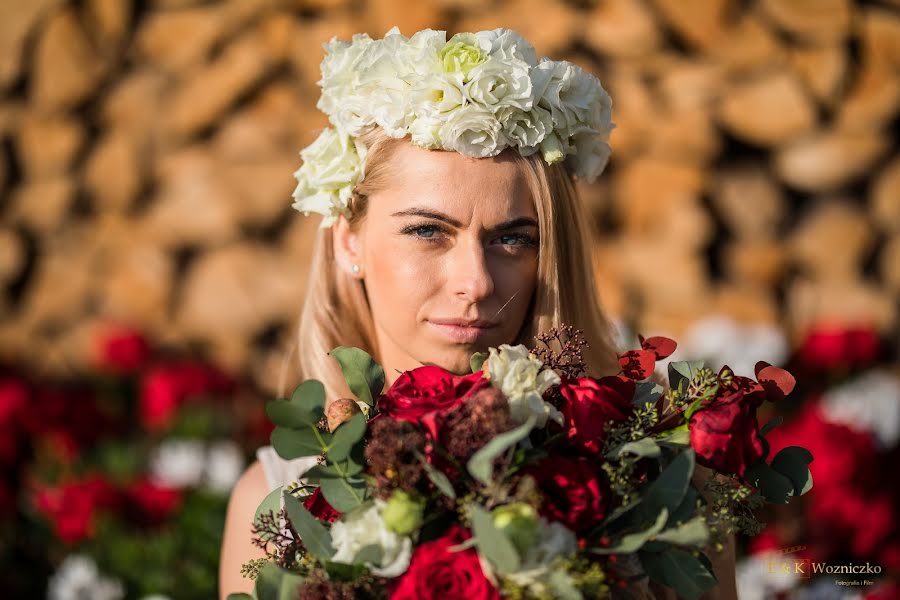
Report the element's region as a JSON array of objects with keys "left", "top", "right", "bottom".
[{"left": 326, "top": 397, "right": 362, "bottom": 432}]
